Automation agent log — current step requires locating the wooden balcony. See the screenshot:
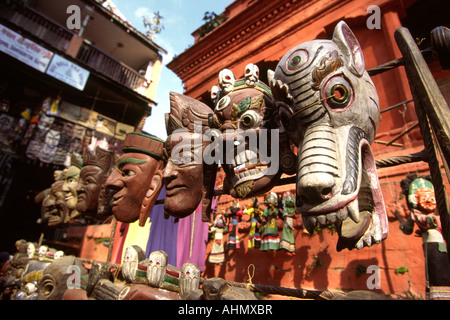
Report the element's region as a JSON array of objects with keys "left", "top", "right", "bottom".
[
  {"left": 0, "top": 5, "right": 150, "bottom": 97},
  {"left": 76, "top": 41, "right": 149, "bottom": 96},
  {"left": 0, "top": 6, "right": 73, "bottom": 52}
]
